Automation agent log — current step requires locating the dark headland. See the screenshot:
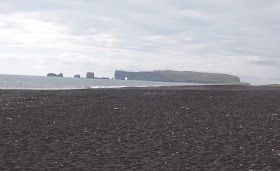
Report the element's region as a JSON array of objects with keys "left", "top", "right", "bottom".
[
  {"left": 115, "top": 70, "right": 249, "bottom": 85},
  {"left": 1, "top": 85, "right": 279, "bottom": 170}
]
